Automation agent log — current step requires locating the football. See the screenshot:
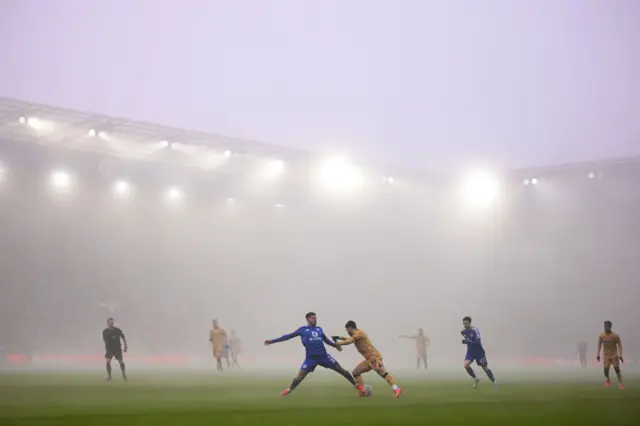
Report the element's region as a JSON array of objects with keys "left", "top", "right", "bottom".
[{"left": 363, "top": 384, "right": 373, "bottom": 396}]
